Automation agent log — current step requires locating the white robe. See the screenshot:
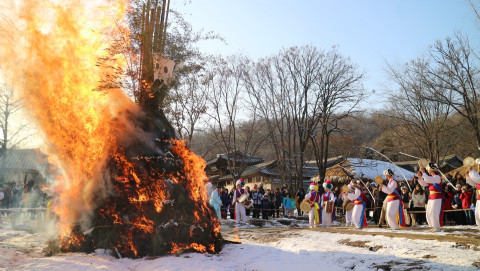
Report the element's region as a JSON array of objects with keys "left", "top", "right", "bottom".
[
  {"left": 305, "top": 191, "right": 320, "bottom": 227},
  {"left": 466, "top": 169, "right": 480, "bottom": 227},
  {"left": 342, "top": 194, "right": 353, "bottom": 225},
  {"left": 418, "top": 173, "right": 443, "bottom": 230},
  {"left": 232, "top": 189, "right": 249, "bottom": 223},
  {"left": 321, "top": 191, "right": 336, "bottom": 227},
  {"left": 381, "top": 178, "right": 401, "bottom": 230},
  {"left": 346, "top": 188, "right": 365, "bottom": 229}
]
